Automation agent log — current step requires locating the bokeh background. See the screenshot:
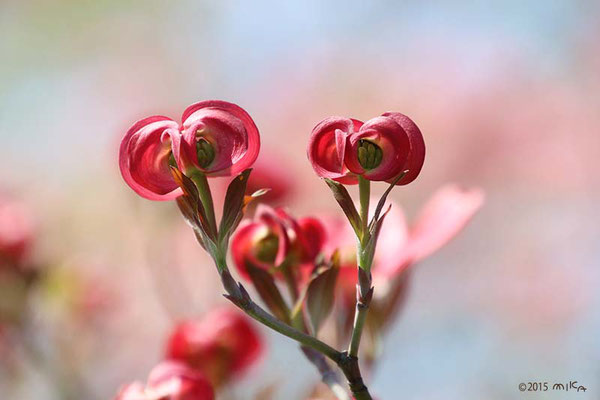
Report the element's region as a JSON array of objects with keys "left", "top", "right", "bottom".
[{"left": 1, "top": 1, "right": 599, "bottom": 399}]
